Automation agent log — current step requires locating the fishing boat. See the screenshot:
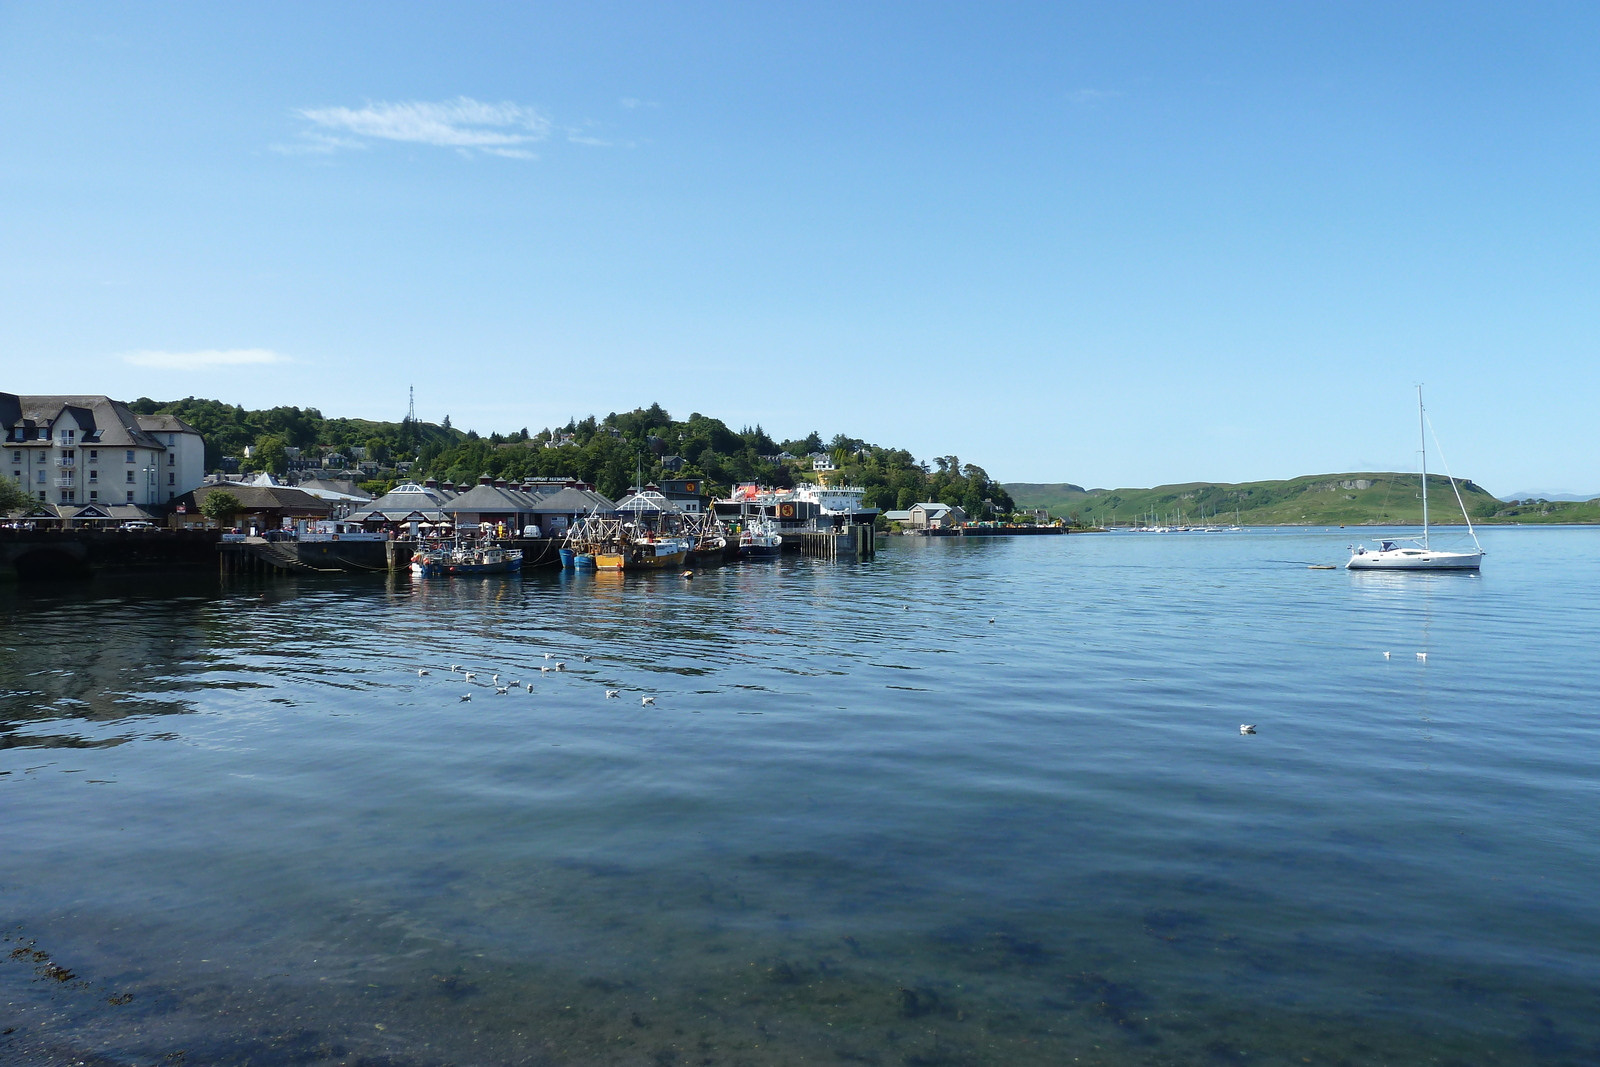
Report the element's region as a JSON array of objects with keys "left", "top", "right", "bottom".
[
  {"left": 411, "top": 540, "right": 523, "bottom": 577},
  {"left": 626, "top": 536, "right": 693, "bottom": 570},
  {"left": 739, "top": 519, "right": 784, "bottom": 559},
  {"left": 1347, "top": 387, "right": 1484, "bottom": 571}
]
